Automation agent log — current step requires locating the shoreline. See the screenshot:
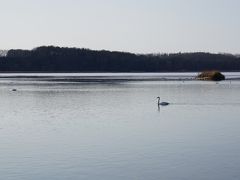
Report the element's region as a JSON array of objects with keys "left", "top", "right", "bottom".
[{"left": 0, "top": 74, "right": 239, "bottom": 82}]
